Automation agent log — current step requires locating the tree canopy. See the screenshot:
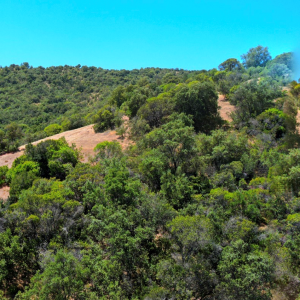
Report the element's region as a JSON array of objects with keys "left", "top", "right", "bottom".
[
  {"left": 241, "top": 45, "right": 272, "bottom": 68},
  {"left": 0, "top": 47, "right": 299, "bottom": 300}
]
